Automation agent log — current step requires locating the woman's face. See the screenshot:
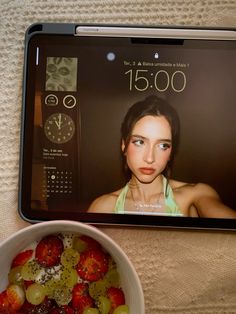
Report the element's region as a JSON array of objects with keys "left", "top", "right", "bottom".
[{"left": 123, "top": 115, "right": 172, "bottom": 183}]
